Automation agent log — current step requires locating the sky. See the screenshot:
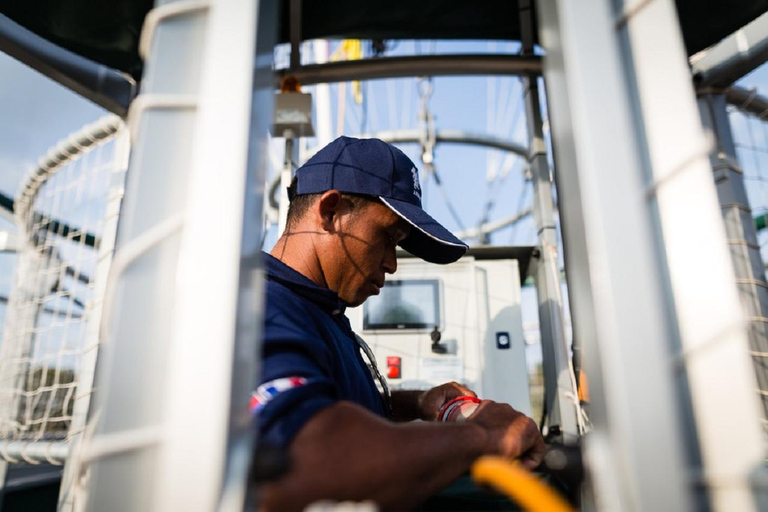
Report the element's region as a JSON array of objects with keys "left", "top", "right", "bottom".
[{"left": 2, "top": 33, "right": 768, "bottom": 373}]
